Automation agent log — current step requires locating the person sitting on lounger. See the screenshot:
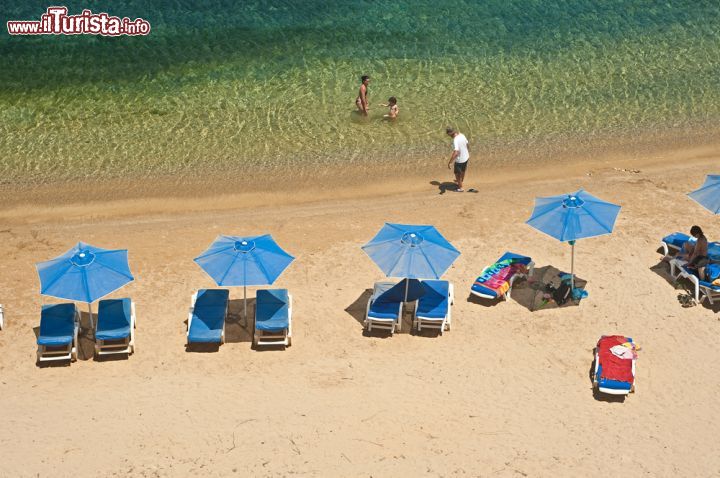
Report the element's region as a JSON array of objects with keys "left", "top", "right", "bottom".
[{"left": 680, "top": 225, "right": 709, "bottom": 280}]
